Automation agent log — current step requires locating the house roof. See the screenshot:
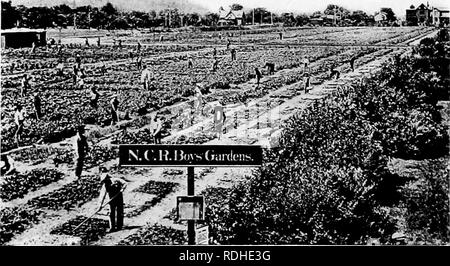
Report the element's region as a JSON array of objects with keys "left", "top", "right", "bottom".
[
  {"left": 374, "top": 12, "right": 387, "bottom": 21},
  {"left": 219, "top": 9, "right": 244, "bottom": 20},
  {"left": 433, "top": 6, "right": 450, "bottom": 11}
]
